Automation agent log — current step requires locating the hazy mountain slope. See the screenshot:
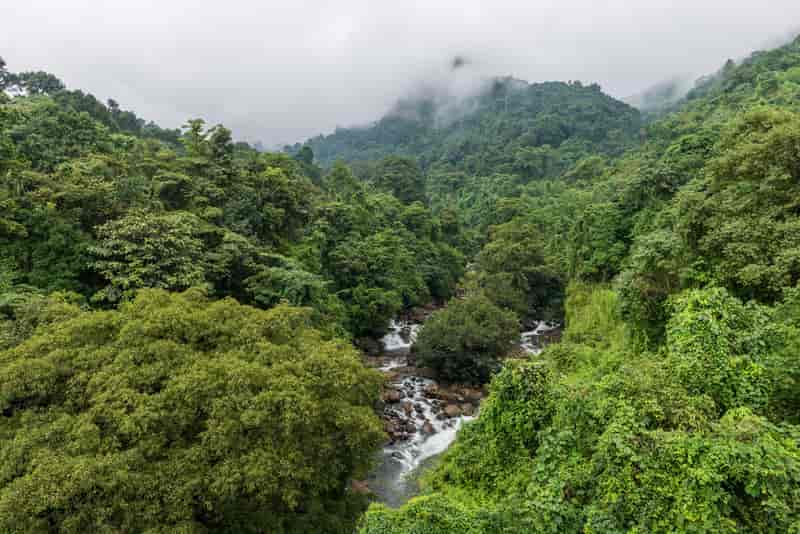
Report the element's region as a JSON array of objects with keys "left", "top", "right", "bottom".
[{"left": 301, "top": 78, "right": 641, "bottom": 180}]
